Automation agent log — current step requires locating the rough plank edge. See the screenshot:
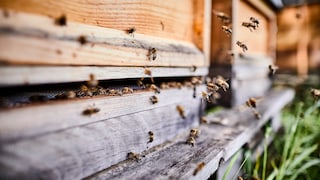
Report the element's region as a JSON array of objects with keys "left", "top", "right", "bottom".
[
  {"left": 0, "top": 8, "right": 206, "bottom": 67},
  {"left": 0, "top": 66, "right": 208, "bottom": 86},
  {"left": 0, "top": 85, "right": 206, "bottom": 143}
]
